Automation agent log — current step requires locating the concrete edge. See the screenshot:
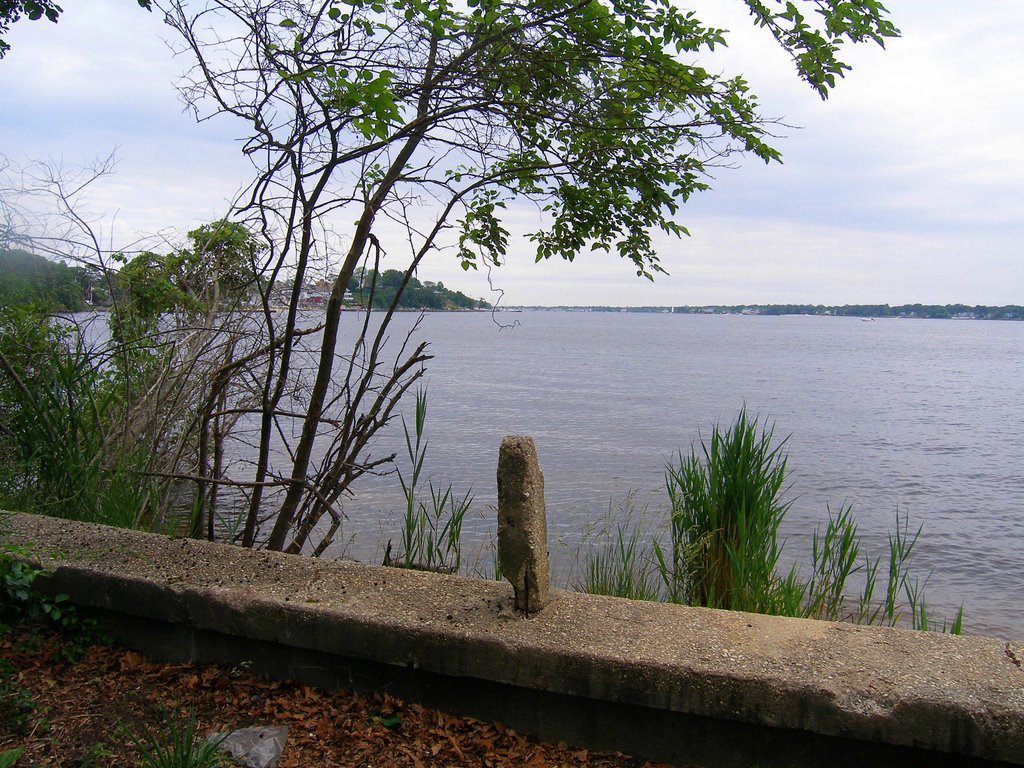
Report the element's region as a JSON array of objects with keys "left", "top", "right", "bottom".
[{"left": 4, "top": 513, "right": 1022, "bottom": 767}]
